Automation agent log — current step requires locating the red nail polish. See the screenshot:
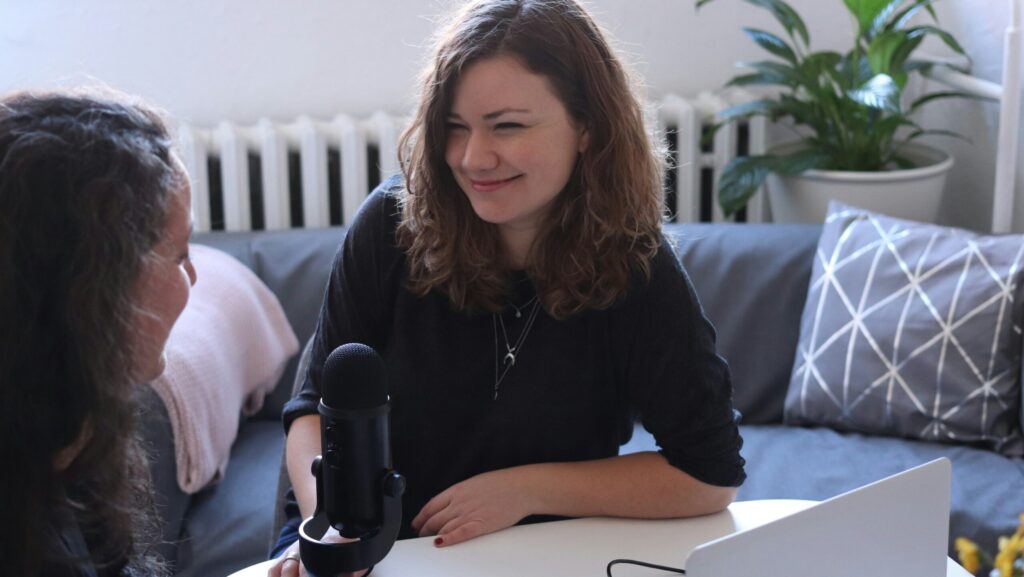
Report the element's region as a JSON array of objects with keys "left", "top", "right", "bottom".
[{"left": 434, "top": 537, "right": 444, "bottom": 546}]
